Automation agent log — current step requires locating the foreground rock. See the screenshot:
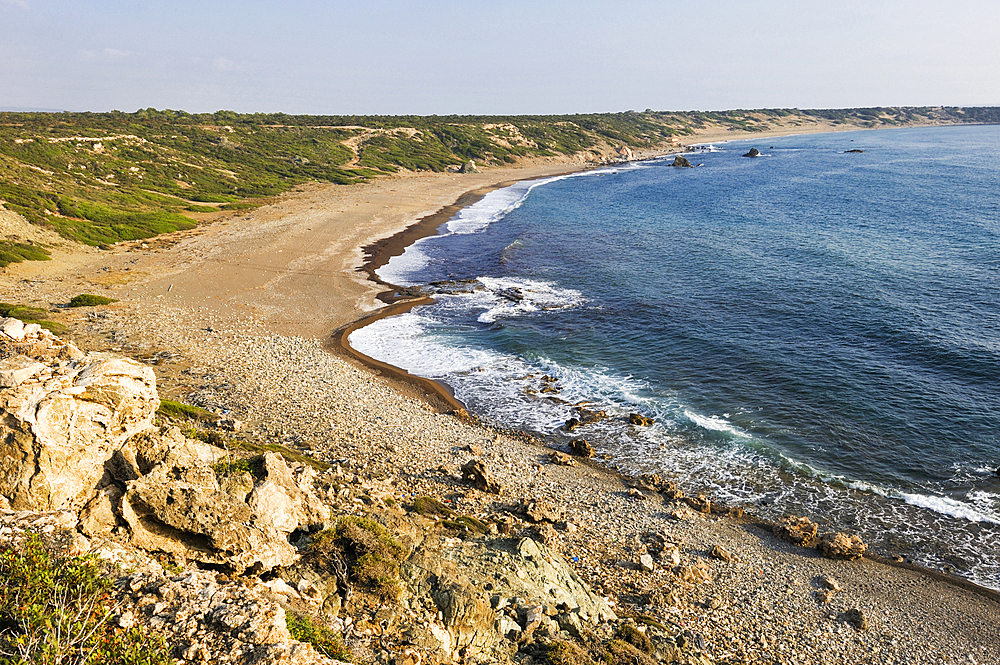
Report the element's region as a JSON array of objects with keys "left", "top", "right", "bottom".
[{"left": 0, "top": 320, "right": 158, "bottom": 511}]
